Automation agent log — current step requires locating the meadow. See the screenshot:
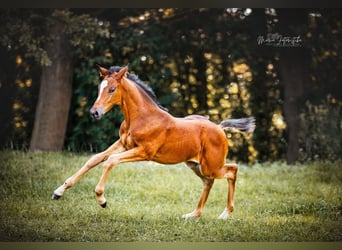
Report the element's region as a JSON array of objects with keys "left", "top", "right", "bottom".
[{"left": 0, "top": 150, "right": 341, "bottom": 242}]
